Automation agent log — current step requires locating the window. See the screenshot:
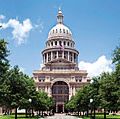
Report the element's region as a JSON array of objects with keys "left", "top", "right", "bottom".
[
  {"left": 38, "top": 76, "right": 45, "bottom": 81},
  {"left": 75, "top": 76, "right": 82, "bottom": 82},
  {"left": 53, "top": 51, "right": 57, "bottom": 59},
  {"left": 63, "top": 29, "right": 65, "bottom": 33},
  {"left": 60, "top": 29, "right": 62, "bottom": 33},
  {"left": 51, "top": 42, "right": 53, "bottom": 46},
  {"left": 53, "top": 30, "right": 54, "bottom": 33},
  {"left": 55, "top": 41, "right": 57, "bottom": 45},
  {"left": 67, "top": 42, "right": 69, "bottom": 46},
  {"left": 59, "top": 41, "right": 62, "bottom": 46},
  {"left": 64, "top": 41, "right": 66, "bottom": 46},
  {"left": 67, "top": 30, "right": 68, "bottom": 34},
  {"left": 48, "top": 52, "right": 51, "bottom": 61},
  {"left": 56, "top": 29, "right": 57, "bottom": 33}
]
